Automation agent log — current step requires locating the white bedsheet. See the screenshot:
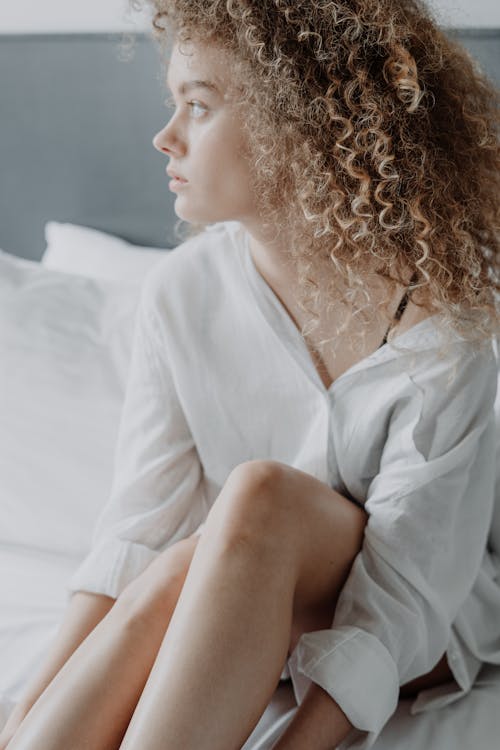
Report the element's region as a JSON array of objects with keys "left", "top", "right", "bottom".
[
  {"left": 242, "top": 665, "right": 500, "bottom": 750},
  {"left": 1, "top": 541, "right": 499, "bottom": 749},
  {"left": 1, "top": 249, "right": 498, "bottom": 748}
]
